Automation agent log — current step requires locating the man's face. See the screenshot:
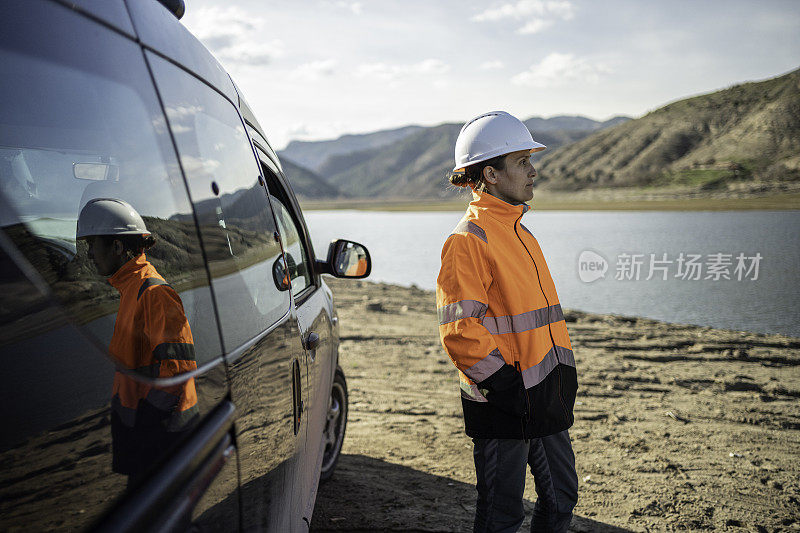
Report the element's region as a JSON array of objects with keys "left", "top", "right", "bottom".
[
  {"left": 85, "top": 235, "right": 122, "bottom": 277},
  {"left": 486, "top": 149, "right": 537, "bottom": 205}
]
